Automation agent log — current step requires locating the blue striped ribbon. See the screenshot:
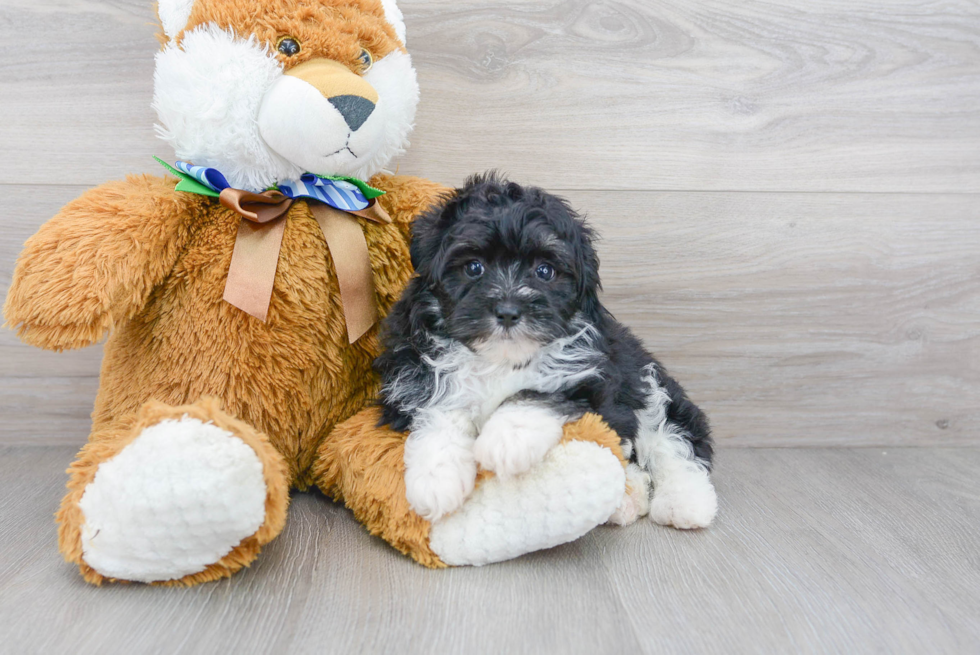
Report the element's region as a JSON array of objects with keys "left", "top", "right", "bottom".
[
  {"left": 278, "top": 174, "right": 369, "bottom": 211},
  {"left": 174, "top": 162, "right": 370, "bottom": 211}
]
